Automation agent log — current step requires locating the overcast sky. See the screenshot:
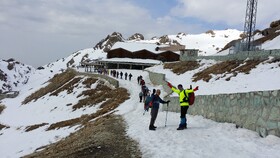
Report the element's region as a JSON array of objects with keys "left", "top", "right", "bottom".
[{"left": 0, "top": 0, "right": 279, "bottom": 67}]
